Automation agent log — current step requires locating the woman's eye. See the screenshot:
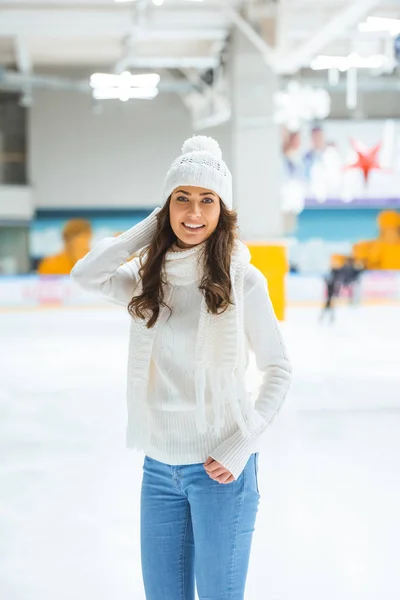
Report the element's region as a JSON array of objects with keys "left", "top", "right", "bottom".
[
  {"left": 202, "top": 198, "right": 214, "bottom": 204},
  {"left": 177, "top": 196, "right": 188, "bottom": 202}
]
